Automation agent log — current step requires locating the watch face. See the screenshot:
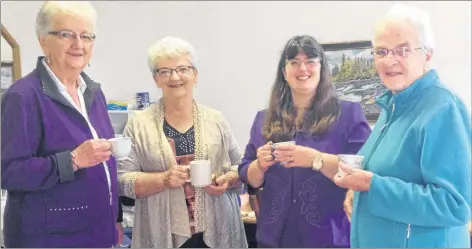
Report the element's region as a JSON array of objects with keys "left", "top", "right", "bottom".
[{"left": 313, "top": 160, "right": 322, "bottom": 170}]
